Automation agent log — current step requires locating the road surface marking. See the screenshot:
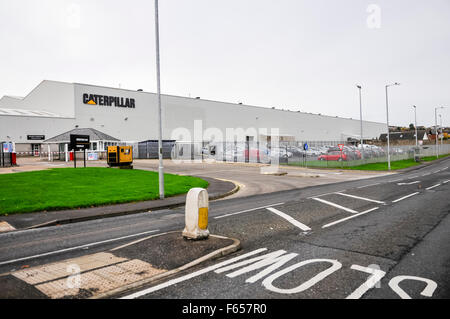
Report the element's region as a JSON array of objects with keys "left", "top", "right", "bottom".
[
  {"left": 389, "top": 276, "right": 437, "bottom": 299},
  {"left": 0, "top": 229, "right": 160, "bottom": 267},
  {"left": 120, "top": 248, "right": 269, "bottom": 299},
  {"left": 390, "top": 178, "right": 403, "bottom": 183},
  {"left": 426, "top": 184, "right": 441, "bottom": 190},
  {"left": 311, "top": 197, "right": 358, "bottom": 214},
  {"left": 335, "top": 192, "right": 385, "bottom": 204},
  {"left": 442, "top": 167, "right": 448, "bottom": 170},
  {"left": 397, "top": 181, "right": 420, "bottom": 185},
  {"left": 266, "top": 208, "right": 311, "bottom": 231},
  {"left": 357, "top": 183, "right": 381, "bottom": 189},
  {"left": 346, "top": 265, "right": 386, "bottom": 299},
  {"left": 433, "top": 170, "right": 441, "bottom": 174},
  {"left": 214, "top": 203, "right": 285, "bottom": 219},
  {"left": 262, "top": 259, "right": 342, "bottom": 295},
  {"left": 322, "top": 207, "right": 379, "bottom": 228},
  {"left": 308, "top": 190, "right": 347, "bottom": 198},
  {"left": 0, "top": 221, "right": 15, "bottom": 233},
  {"left": 443, "top": 180, "right": 450, "bottom": 184},
  {"left": 392, "top": 192, "right": 420, "bottom": 203},
  {"left": 421, "top": 173, "right": 430, "bottom": 177}
]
